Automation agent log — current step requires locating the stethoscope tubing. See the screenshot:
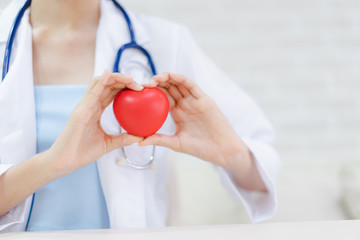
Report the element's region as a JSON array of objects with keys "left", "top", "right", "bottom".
[{"left": 113, "top": 42, "right": 157, "bottom": 75}]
